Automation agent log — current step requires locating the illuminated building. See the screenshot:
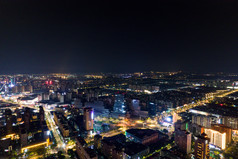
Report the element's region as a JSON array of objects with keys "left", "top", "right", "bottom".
[
  {"left": 174, "top": 129, "right": 191, "bottom": 154},
  {"left": 18, "top": 95, "right": 39, "bottom": 105},
  {"left": 85, "top": 75, "right": 103, "bottom": 79},
  {"left": 114, "top": 94, "right": 125, "bottom": 114},
  {"left": 204, "top": 125, "right": 232, "bottom": 150},
  {"left": 194, "top": 133, "right": 211, "bottom": 159},
  {"left": 83, "top": 107, "right": 94, "bottom": 131},
  {"left": 76, "top": 136, "right": 98, "bottom": 159},
  {"left": 191, "top": 114, "right": 214, "bottom": 128},
  {"left": 173, "top": 113, "right": 179, "bottom": 123},
  {"left": 21, "top": 139, "right": 50, "bottom": 153},
  {"left": 101, "top": 134, "right": 126, "bottom": 159},
  {"left": 42, "top": 92, "right": 50, "bottom": 100},
  {"left": 190, "top": 106, "right": 238, "bottom": 129},
  {"left": 174, "top": 120, "right": 189, "bottom": 131},
  {"left": 189, "top": 123, "right": 204, "bottom": 136},
  {"left": 5, "top": 109, "right": 12, "bottom": 135},
  {"left": 53, "top": 112, "right": 69, "bottom": 137}
]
